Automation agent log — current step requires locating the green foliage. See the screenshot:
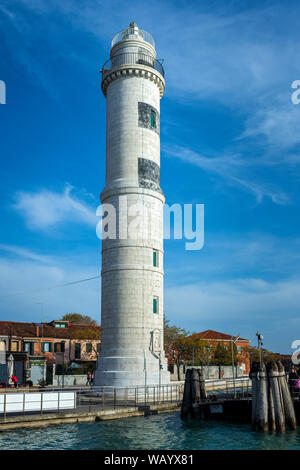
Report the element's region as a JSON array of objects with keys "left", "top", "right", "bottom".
[
  {"left": 164, "top": 318, "right": 212, "bottom": 366},
  {"left": 214, "top": 343, "right": 237, "bottom": 366},
  {"left": 60, "top": 313, "right": 98, "bottom": 326},
  {"left": 248, "top": 346, "right": 280, "bottom": 364},
  {"left": 164, "top": 318, "right": 241, "bottom": 367},
  {"left": 163, "top": 318, "right": 189, "bottom": 353}
]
